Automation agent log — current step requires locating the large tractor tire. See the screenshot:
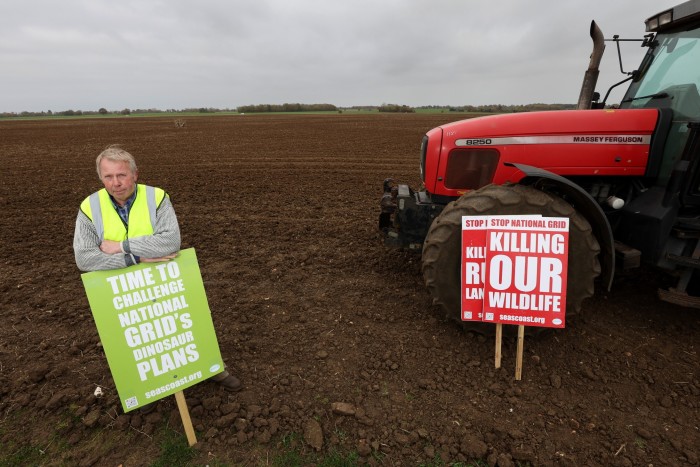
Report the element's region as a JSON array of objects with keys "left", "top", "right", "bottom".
[{"left": 422, "top": 184, "right": 601, "bottom": 328}]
